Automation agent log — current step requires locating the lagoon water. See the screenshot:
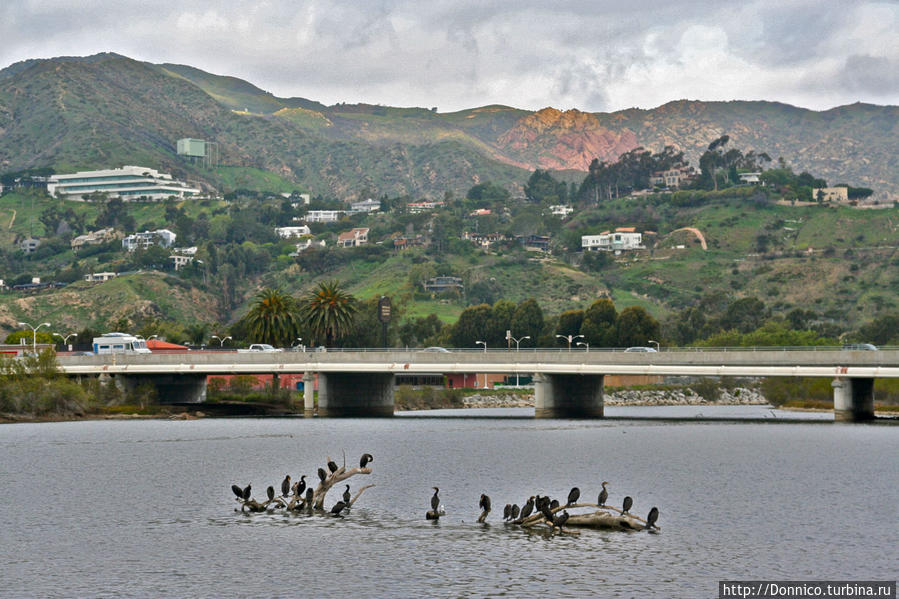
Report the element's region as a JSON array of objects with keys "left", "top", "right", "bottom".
[{"left": 2, "top": 406, "right": 896, "bottom": 598}]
